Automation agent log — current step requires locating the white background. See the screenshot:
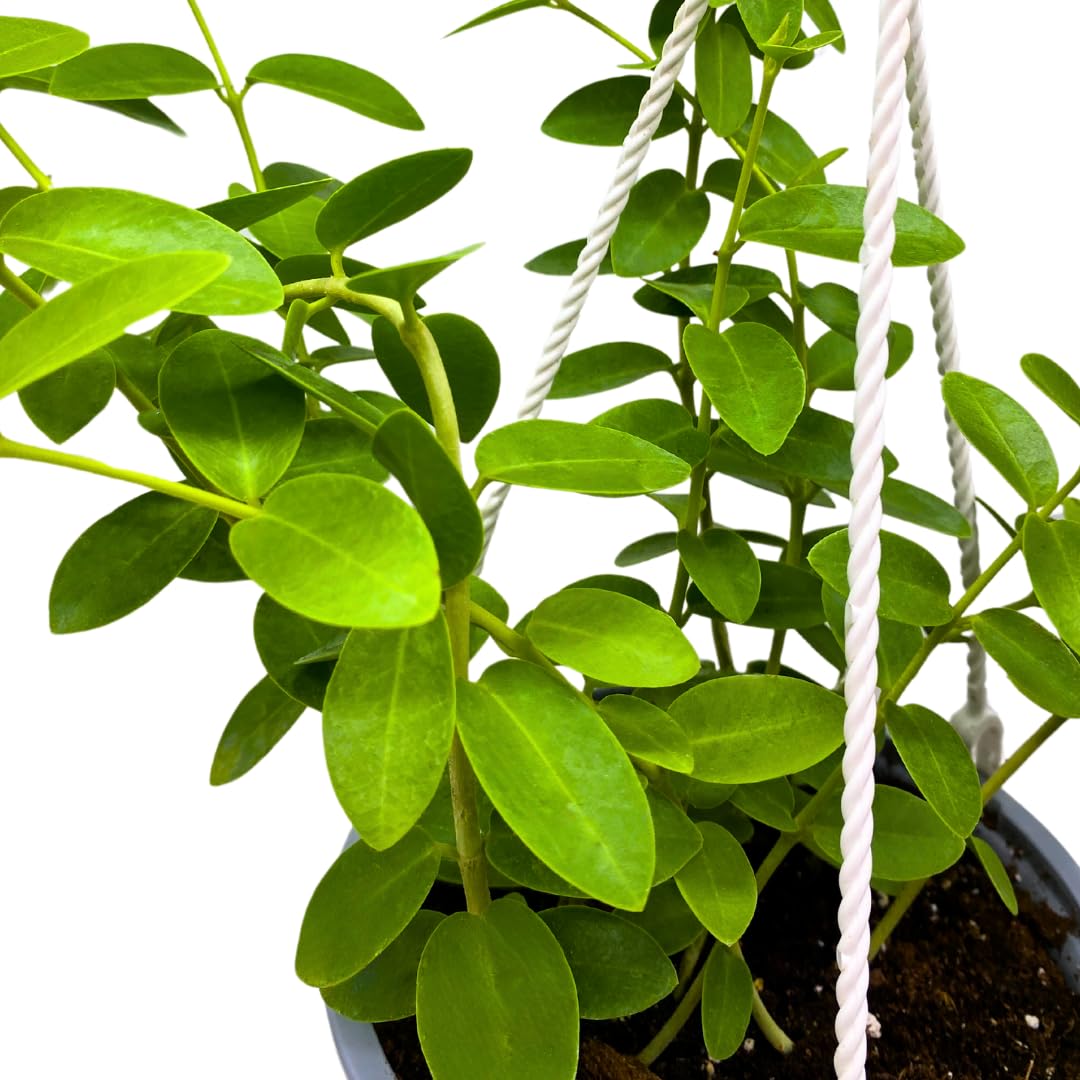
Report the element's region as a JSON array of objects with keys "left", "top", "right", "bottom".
[{"left": 1, "top": 2, "right": 1077, "bottom": 1077}]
